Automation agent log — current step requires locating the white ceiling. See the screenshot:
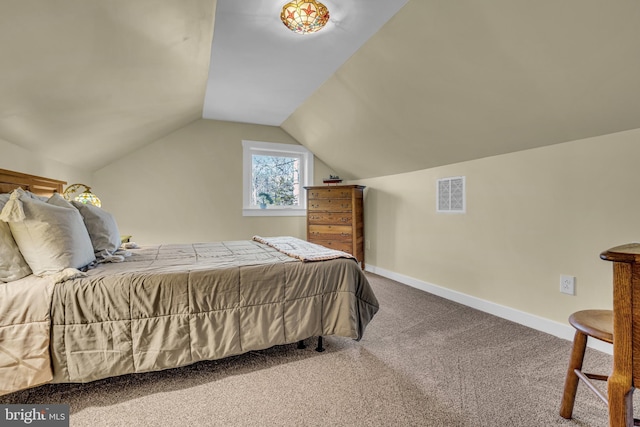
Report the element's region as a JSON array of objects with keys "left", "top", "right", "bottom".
[{"left": 203, "top": 0, "right": 408, "bottom": 126}]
